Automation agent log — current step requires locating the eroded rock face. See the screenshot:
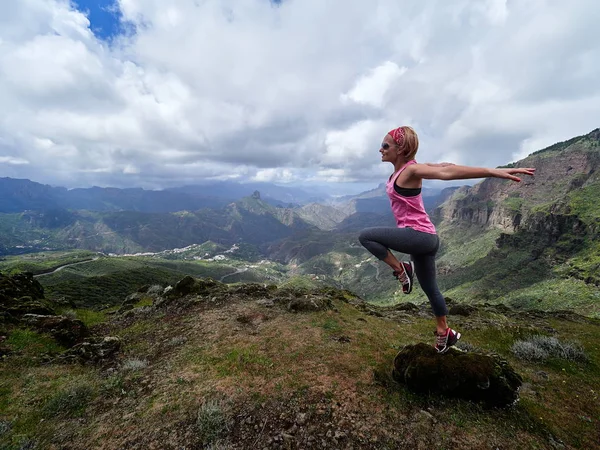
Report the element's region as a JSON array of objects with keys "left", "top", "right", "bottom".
[{"left": 392, "top": 343, "right": 522, "bottom": 407}]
